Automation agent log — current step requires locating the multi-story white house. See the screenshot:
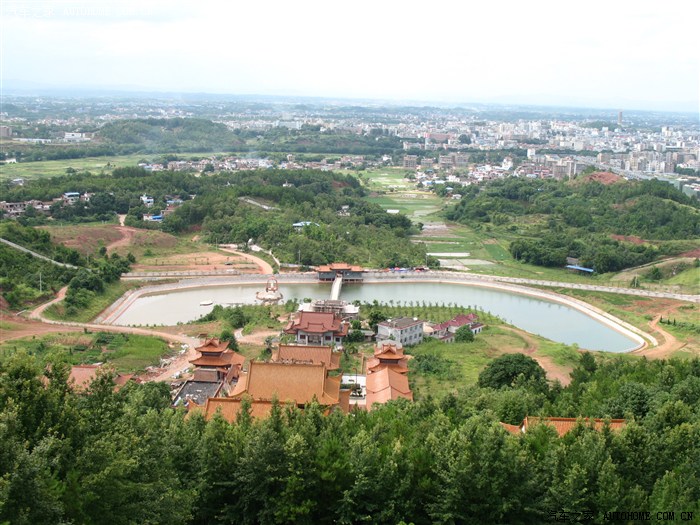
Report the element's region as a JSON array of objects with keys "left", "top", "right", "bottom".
[{"left": 376, "top": 317, "right": 424, "bottom": 346}]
